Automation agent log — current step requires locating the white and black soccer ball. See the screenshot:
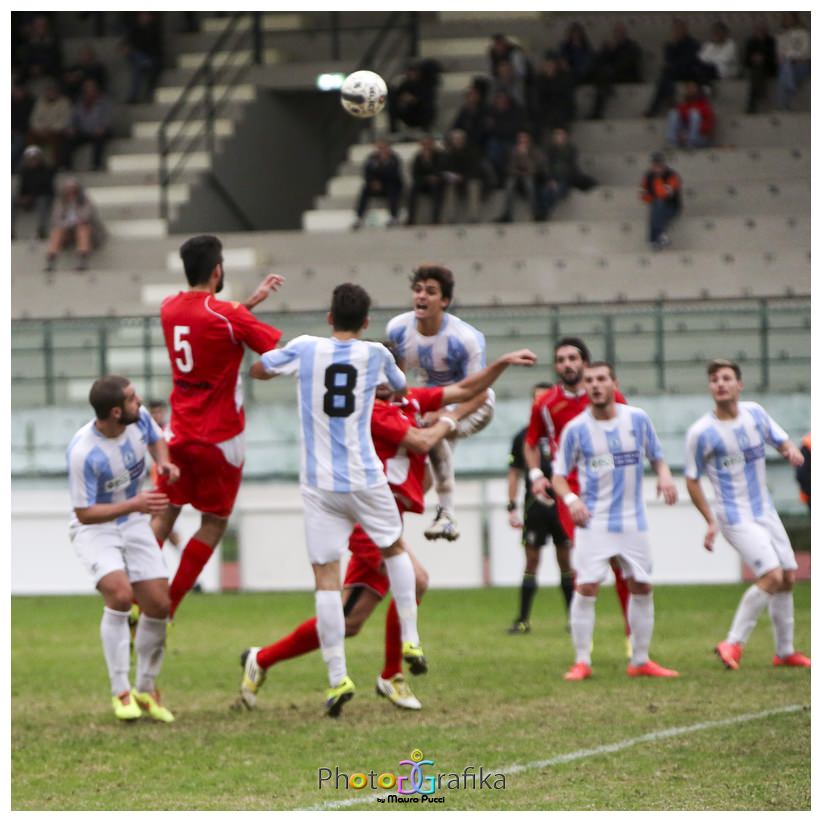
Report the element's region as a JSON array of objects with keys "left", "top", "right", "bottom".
[{"left": 340, "top": 70, "right": 388, "bottom": 119}]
